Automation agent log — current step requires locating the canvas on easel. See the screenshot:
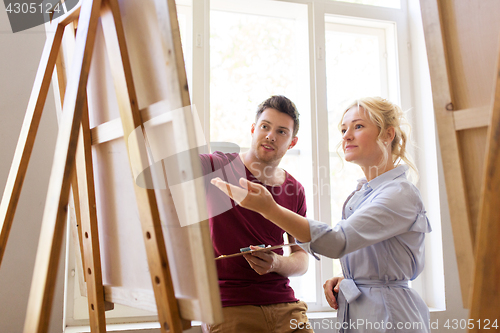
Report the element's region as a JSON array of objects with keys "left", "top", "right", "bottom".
[{"left": 0, "top": 0, "right": 222, "bottom": 332}]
